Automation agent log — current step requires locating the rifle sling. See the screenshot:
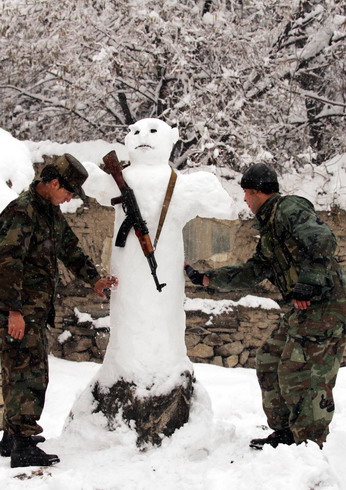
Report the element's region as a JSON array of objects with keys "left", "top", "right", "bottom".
[{"left": 153, "top": 168, "right": 177, "bottom": 249}]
